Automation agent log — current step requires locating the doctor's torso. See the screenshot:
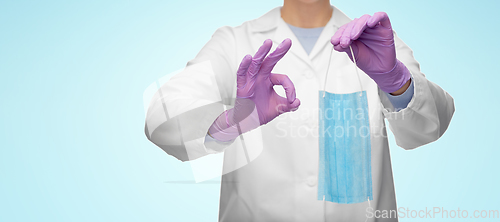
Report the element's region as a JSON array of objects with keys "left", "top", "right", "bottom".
[{"left": 214, "top": 7, "right": 397, "bottom": 222}]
